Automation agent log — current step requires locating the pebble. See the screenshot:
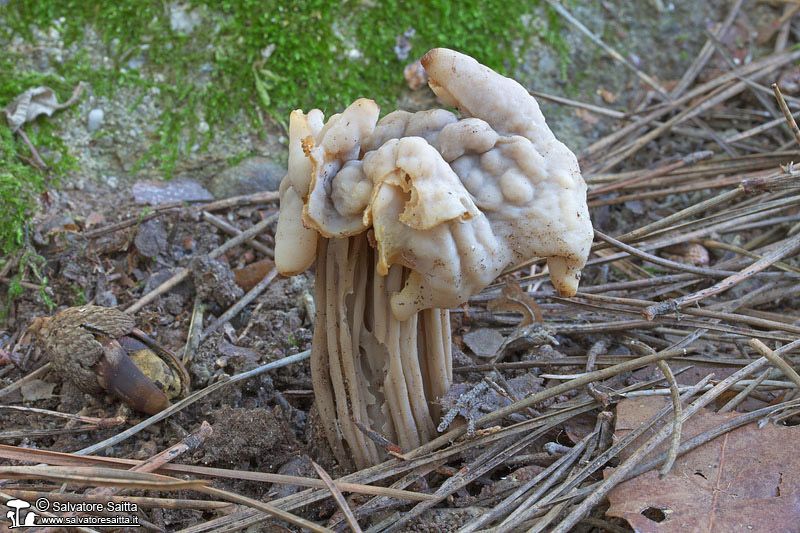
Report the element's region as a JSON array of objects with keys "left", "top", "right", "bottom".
[
  {"left": 208, "top": 156, "right": 285, "bottom": 199},
  {"left": 170, "top": 3, "right": 203, "bottom": 33},
  {"left": 132, "top": 177, "right": 214, "bottom": 205},
  {"left": 94, "top": 290, "right": 118, "bottom": 308},
  {"left": 463, "top": 328, "right": 505, "bottom": 358},
  {"left": 87, "top": 108, "right": 104, "bottom": 132},
  {"left": 134, "top": 218, "right": 168, "bottom": 258},
  {"left": 126, "top": 54, "right": 146, "bottom": 70}
]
